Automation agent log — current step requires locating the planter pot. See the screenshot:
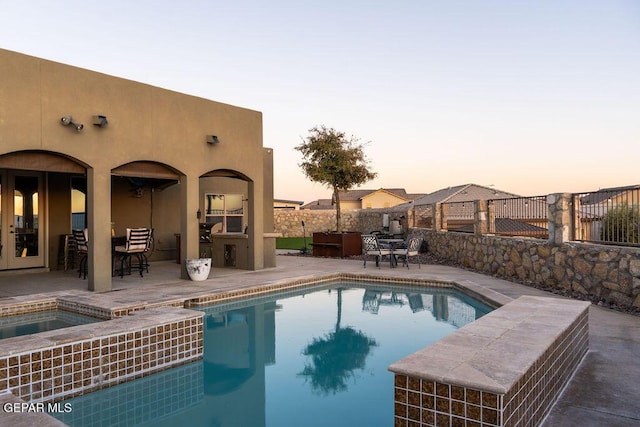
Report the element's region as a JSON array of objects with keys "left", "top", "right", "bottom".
[{"left": 185, "top": 258, "right": 211, "bottom": 281}]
